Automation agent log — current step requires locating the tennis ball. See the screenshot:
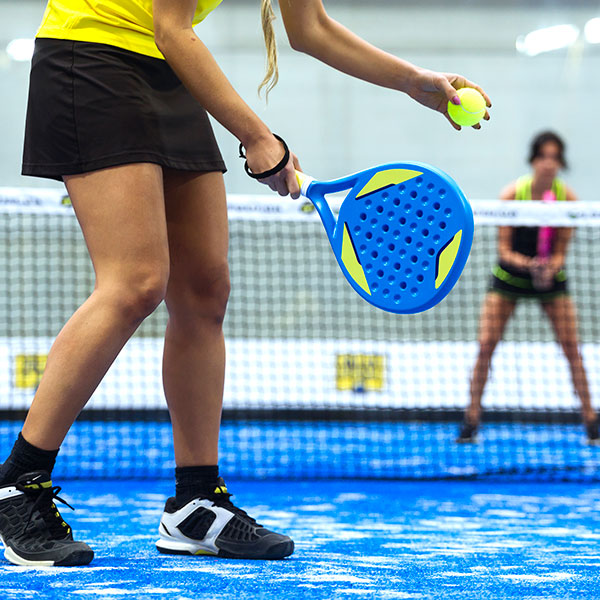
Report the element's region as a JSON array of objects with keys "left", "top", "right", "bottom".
[{"left": 447, "top": 88, "right": 486, "bottom": 127}]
